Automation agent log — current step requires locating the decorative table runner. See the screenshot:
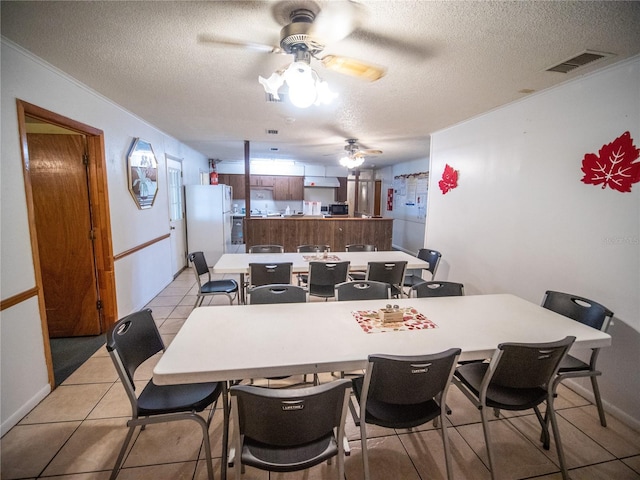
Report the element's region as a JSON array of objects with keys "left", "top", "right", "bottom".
[
  {"left": 352, "top": 308, "right": 438, "bottom": 333},
  {"left": 302, "top": 254, "right": 342, "bottom": 262}
]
